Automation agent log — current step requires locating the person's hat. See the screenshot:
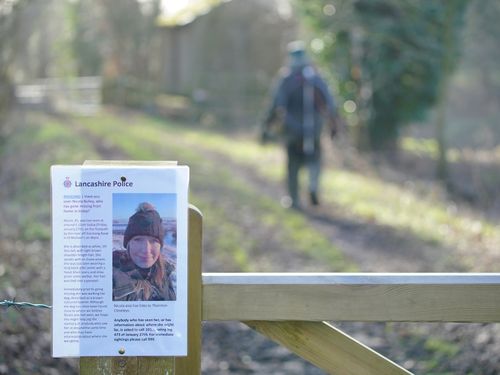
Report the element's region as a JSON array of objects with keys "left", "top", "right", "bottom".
[
  {"left": 287, "top": 40, "right": 306, "bottom": 54},
  {"left": 287, "top": 40, "right": 308, "bottom": 67},
  {"left": 123, "top": 202, "right": 164, "bottom": 248}
]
